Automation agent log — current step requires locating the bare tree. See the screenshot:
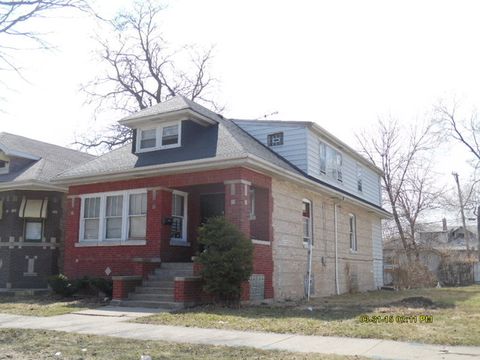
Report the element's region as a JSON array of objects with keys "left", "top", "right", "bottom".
[
  {"left": 0, "top": 0, "right": 92, "bottom": 75},
  {"left": 435, "top": 99, "right": 480, "bottom": 164},
  {"left": 357, "top": 118, "right": 441, "bottom": 262},
  {"left": 78, "top": 0, "right": 220, "bottom": 151}
]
